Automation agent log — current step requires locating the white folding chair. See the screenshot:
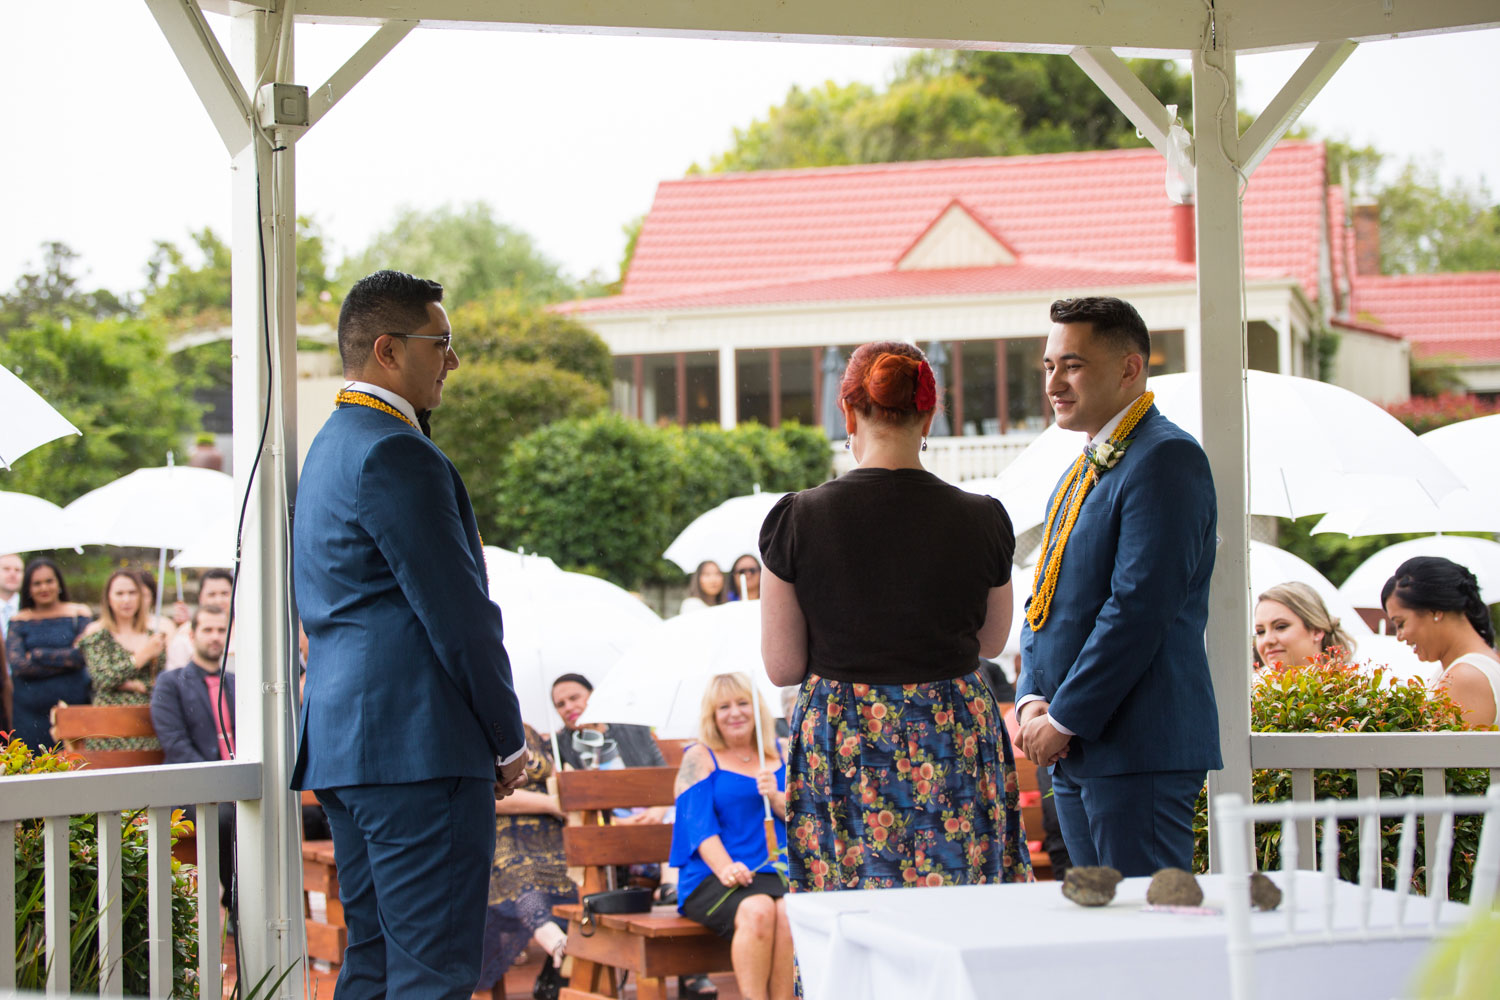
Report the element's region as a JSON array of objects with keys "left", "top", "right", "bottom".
[{"left": 1214, "top": 787, "right": 1500, "bottom": 1000}]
